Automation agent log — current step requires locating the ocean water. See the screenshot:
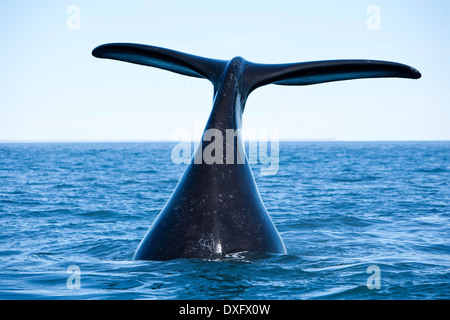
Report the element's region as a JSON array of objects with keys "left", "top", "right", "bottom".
[{"left": 0, "top": 141, "right": 449, "bottom": 300}]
